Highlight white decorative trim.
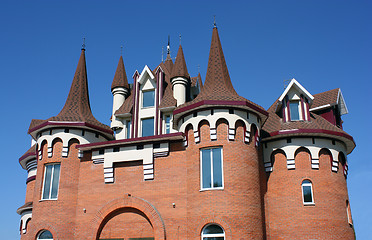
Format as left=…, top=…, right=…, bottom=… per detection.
left=228, top=128, right=235, bottom=141
left=183, top=135, right=188, bottom=147
left=78, top=150, right=83, bottom=158
left=20, top=211, right=32, bottom=234
left=104, top=167, right=114, bottom=183
left=47, top=147, right=53, bottom=157
left=194, top=130, right=200, bottom=143
left=287, top=159, right=295, bottom=169
left=210, top=128, right=217, bottom=140
left=62, top=146, right=69, bottom=157
left=311, top=159, right=319, bottom=169
left=245, top=131, right=250, bottom=143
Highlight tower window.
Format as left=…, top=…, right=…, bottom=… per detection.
left=302, top=180, right=314, bottom=205
left=142, top=90, right=155, bottom=108
left=289, top=101, right=300, bottom=121
left=126, top=120, right=131, bottom=139
left=164, top=115, right=171, bottom=134
left=41, top=163, right=61, bottom=200
left=37, top=230, right=53, bottom=239
left=201, top=148, right=223, bottom=190
left=141, top=118, right=154, bottom=137
left=201, top=224, right=225, bottom=240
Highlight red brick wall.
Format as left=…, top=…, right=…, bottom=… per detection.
left=264, top=148, right=355, bottom=240
left=25, top=179, right=35, bottom=203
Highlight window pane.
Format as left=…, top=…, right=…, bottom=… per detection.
left=142, top=118, right=154, bottom=137
left=203, top=224, right=224, bottom=234
left=126, top=120, right=131, bottom=138
left=303, top=185, right=313, bottom=203
left=202, top=149, right=211, bottom=189
left=203, top=237, right=224, bottom=240
left=38, top=230, right=53, bottom=239
left=165, top=115, right=171, bottom=134
left=42, top=165, right=53, bottom=199
left=51, top=164, right=60, bottom=199
left=212, top=148, right=222, bottom=188
left=143, top=90, right=155, bottom=108
left=290, top=102, right=300, bottom=120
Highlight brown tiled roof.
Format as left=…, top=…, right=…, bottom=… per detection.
left=28, top=50, right=112, bottom=135
left=171, top=45, right=189, bottom=79
left=197, top=73, right=203, bottom=91
left=159, top=62, right=177, bottom=109
left=174, top=27, right=266, bottom=118
left=115, top=90, right=133, bottom=115
left=17, top=202, right=33, bottom=215
left=262, top=98, right=355, bottom=153
left=163, top=56, right=173, bottom=74
left=19, top=145, right=36, bottom=162
left=111, top=56, right=129, bottom=90
left=311, top=88, right=339, bottom=109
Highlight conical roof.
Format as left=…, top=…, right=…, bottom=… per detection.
left=173, top=27, right=267, bottom=122
left=28, top=49, right=113, bottom=138
left=171, top=45, right=189, bottom=79
left=111, top=56, right=129, bottom=90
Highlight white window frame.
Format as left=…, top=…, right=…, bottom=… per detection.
left=201, top=224, right=225, bottom=240
left=41, top=163, right=61, bottom=200
left=302, top=180, right=314, bottom=205
left=142, top=89, right=155, bottom=108
left=200, top=147, right=224, bottom=191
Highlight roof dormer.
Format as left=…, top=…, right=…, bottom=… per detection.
left=276, top=79, right=314, bottom=122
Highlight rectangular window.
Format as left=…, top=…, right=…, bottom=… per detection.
left=165, top=115, right=171, bottom=134
left=302, top=180, right=314, bottom=205
left=201, top=148, right=223, bottom=190
left=289, top=101, right=300, bottom=120
left=141, top=118, right=154, bottom=137
left=126, top=120, right=131, bottom=139
left=142, top=90, right=155, bottom=108
left=42, top=163, right=61, bottom=200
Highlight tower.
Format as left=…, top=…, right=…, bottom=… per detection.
left=18, top=48, right=113, bottom=239
left=261, top=79, right=355, bottom=239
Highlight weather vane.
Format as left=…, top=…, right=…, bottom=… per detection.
left=82, top=37, right=86, bottom=50
left=213, top=15, right=217, bottom=28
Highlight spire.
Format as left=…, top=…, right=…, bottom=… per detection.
left=200, top=26, right=240, bottom=99
left=164, top=35, right=173, bottom=72
left=166, top=35, right=171, bottom=60
left=111, top=55, right=129, bottom=91
left=171, top=44, right=189, bottom=79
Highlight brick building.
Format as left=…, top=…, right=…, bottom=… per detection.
left=17, top=25, right=355, bottom=240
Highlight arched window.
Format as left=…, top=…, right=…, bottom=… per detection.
left=201, top=224, right=225, bottom=240
left=302, top=180, right=314, bottom=205
left=37, top=230, right=53, bottom=240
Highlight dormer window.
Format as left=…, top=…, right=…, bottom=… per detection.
left=142, top=89, right=155, bottom=108
left=289, top=101, right=300, bottom=121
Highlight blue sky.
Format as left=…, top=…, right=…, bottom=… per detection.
left=0, top=0, right=371, bottom=239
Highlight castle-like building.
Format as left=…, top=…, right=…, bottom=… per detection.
left=17, top=25, right=355, bottom=240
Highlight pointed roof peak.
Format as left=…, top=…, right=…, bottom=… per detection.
left=111, top=55, right=129, bottom=91
left=171, top=44, right=189, bottom=79
left=28, top=49, right=113, bottom=138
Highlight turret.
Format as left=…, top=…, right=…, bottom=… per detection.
left=170, top=44, right=189, bottom=106
left=111, top=55, right=130, bottom=130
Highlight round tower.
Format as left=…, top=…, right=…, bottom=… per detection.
left=111, top=55, right=130, bottom=131
left=173, top=26, right=268, bottom=239
left=171, top=44, right=189, bottom=106
left=262, top=80, right=355, bottom=239
left=19, top=48, right=114, bottom=240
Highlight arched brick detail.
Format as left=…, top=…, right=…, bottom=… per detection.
left=34, top=224, right=60, bottom=240
left=196, top=217, right=232, bottom=240
left=90, top=195, right=166, bottom=240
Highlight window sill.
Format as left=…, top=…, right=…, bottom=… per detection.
left=199, top=187, right=224, bottom=192
left=303, top=202, right=315, bottom=206
left=39, top=198, right=58, bottom=202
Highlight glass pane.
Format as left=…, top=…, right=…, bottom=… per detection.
left=303, top=185, right=313, bottom=202
left=142, top=118, right=154, bottom=137
left=51, top=164, right=60, bottom=199
left=38, top=230, right=53, bottom=239
left=165, top=115, right=171, bottom=134
left=212, top=148, right=222, bottom=188
left=290, top=102, right=300, bottom=120
left=203, top=237, right=224, bottom=240
left=202, top=149, right=211, bottom=189
left=42, top=165, right=53, bottom=199
left=143, top=90, right=155, bottom=108
left=126, top=121, right=131, bottom=138
left=203, top=224, right=224, bottom=234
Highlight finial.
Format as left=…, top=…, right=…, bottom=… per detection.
left=197, top=64, right=200, bottom=74
left=120, top=44, right=123, bottom=56
left=82, top=37, right=86, bottom=50
left=167, top=35, right=171, bottom=55
left=179, top=34, right=182, bottom=45
left=162, top=46, right=164, bottom=62
left=213, top=15, right=217, bottom=28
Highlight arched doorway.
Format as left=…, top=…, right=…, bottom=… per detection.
left=98, top=207, right=154, bottom=240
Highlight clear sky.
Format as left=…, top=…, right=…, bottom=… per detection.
left=1, top=0, right=371, bottom=239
